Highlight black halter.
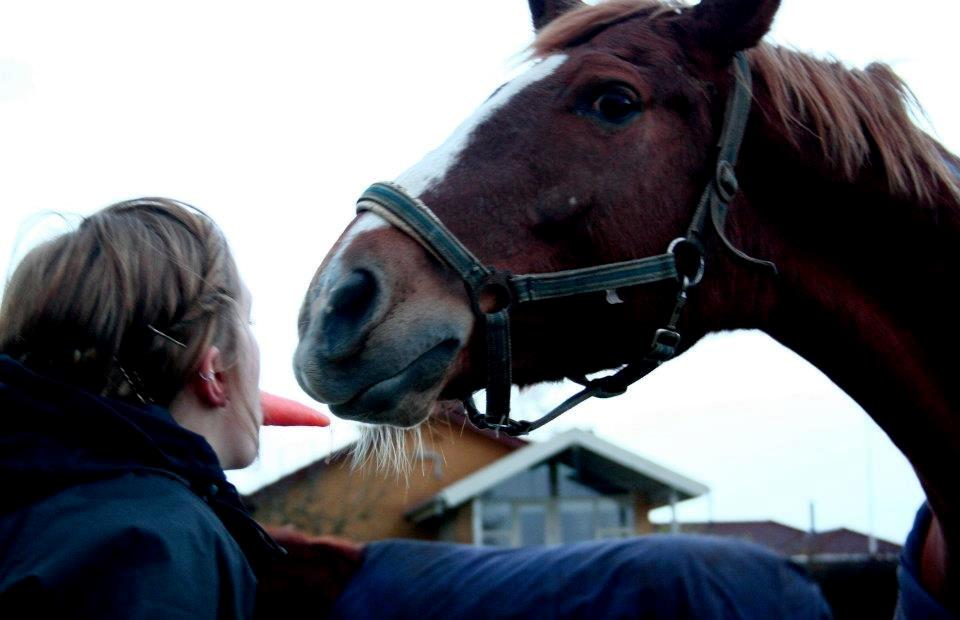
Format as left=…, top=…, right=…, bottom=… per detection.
left=356, top=52, right=773, bottom=436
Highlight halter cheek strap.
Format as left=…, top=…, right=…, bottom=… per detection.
left=356, top=52, right=775, bottom=436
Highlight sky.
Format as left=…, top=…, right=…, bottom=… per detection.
left=2, top=0, right=957, bottom=544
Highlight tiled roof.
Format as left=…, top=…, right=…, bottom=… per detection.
left=805, top=527, right=901, bottom=556
left=675, top=521, right=901, bottom=557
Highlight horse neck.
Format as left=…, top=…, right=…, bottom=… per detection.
left=697, top=82, right=960, bottom=536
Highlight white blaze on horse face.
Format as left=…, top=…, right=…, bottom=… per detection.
left=396, top=54, right=568, bottom=198
left=325, top=56, right=567, bottom=308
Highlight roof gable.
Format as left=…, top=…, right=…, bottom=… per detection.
left=407, top=428, right=708, bottom=522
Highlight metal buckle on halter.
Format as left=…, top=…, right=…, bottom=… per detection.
left=715, top=160, right=739, bottom=203
left=649, top=328, right=681, bottom=362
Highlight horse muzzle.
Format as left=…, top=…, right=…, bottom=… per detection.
left=294, top=221, right=474, bottom=428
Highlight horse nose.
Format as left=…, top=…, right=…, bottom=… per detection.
left=320, top=269, right=380, bottom=361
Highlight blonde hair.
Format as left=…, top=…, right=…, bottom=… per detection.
left=0, top=198, right=244, bottom=406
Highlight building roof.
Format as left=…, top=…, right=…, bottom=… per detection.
left=805, top=527, right=902, bottom=557
left=678, top=520, right=809, bottom=555
left=677, top=521, right=902, bottom=558
left=406, top=428, right=709, bottom=523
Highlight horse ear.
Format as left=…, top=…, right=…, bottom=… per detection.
left=528, top=0, right=584, bottom=31
left=682, top=0, right=781, bottom=59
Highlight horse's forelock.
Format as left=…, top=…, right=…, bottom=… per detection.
left=531, top=0, right=682, bottom=57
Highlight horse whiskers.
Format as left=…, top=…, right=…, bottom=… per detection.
left=351, top=423, right=425, bottom=482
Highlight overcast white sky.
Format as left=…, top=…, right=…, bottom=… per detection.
left=2, top=0, right=957, bottom=544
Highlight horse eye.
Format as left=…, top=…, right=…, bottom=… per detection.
left=590, top=86, right=641, bottom=124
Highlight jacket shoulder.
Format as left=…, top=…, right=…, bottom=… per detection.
left=1, top=472, right=255, bottom=619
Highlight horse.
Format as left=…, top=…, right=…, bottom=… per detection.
left=294, top=0, right=960, bottom=608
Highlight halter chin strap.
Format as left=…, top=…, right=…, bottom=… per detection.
left=356, top=52, right=774, bottom=436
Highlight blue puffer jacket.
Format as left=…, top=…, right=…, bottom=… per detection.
left=0, top=355, right=283, bottom=619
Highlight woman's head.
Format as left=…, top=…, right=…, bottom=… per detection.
left=0, top=197, right=261, bottom=467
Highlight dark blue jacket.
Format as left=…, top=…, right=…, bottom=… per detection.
left=330, top=535, right=832, bottom=619
left=0, top=355, right=283, bottom=619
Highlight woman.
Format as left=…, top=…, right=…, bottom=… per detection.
left=0, top=198, right=282, bottom=618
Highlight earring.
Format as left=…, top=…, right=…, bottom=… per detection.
left=199, top=370, right=215, bottom=382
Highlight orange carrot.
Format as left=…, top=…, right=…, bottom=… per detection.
left=261, top=392, right=330, bottom=427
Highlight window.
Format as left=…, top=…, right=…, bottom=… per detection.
left=556, top=463, right=604, bottom=498
left=478, top=458, right=635, bottom=546
left=486, top=462, right=551, bottom=500
left=559, top=500, right=594, bottom=543
left=480, top=501, right=512, bottom=546
left=595, top=498, right=634, bottom=539
left=518, top=505, right=546, bottom=545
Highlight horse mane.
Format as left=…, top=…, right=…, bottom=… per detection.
left=748, top=45, right=959, bottom=206
left=532, top=0, right=960, bottom=207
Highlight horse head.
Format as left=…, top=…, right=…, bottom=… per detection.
left=295, top=0, right=782, bottom=428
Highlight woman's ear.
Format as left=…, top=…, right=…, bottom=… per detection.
left=191, top=346, right=229, bottom=408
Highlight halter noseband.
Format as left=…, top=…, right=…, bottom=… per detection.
left=356, top=52, right=772, bottom=436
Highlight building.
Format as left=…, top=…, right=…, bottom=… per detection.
left=409, top=425, right=709, bottom=546
left=245, top=409, right=707, bottom=545
left=247, top=408, right=900, bottom=558
left=245, top=409, right=903, bottom=619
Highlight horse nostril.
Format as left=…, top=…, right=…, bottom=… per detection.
left=329, top=269, right=377, bottom=319
left=321, top=269, right=380, bottom=361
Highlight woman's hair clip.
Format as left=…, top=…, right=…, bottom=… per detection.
left=148, top=325, right=187, bottom=349
left=116, top=361, right=153, bottom=405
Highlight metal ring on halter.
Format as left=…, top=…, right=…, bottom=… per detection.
left=463, top=395, right=531, bottom=435
left=667, top=237, right=705, bottom=288
left=472, top=269, right=515, bottom=315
